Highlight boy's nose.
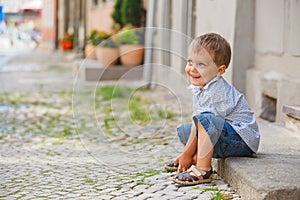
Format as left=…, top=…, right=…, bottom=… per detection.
left=190, top=65, right=197, bottom=72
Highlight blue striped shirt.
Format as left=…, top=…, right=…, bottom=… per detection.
left=189, top=76, right=260, bottom=153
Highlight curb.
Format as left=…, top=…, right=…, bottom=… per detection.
left=215, top=122, right=300, bottom=200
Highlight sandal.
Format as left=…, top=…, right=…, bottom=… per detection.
left=164, top=160, right=179, bottom=172
left=172, top=165, right=213, bottom=186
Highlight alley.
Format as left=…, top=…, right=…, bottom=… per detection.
left=0, top=50, right=240, bottom=199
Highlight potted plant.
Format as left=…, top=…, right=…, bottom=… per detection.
left=121, top=0, right=143, bottom=27
left=111, top=0, right=124, bottom=28
left=95, top=32, right=120, bottom=67
left=60, top=32, right=74, bottom=51
left=111, top=0, right=145, bottom=29
left=85, top=30, right=98, bottom=59
left=118, top=28, right=144, bottom=67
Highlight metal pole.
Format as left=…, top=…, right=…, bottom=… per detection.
left=55, top=0, right=59, bottom=49
left=143, top=0, right=156, bottom=89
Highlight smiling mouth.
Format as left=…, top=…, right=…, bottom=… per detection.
left=190, top=75, right=201, bottom=79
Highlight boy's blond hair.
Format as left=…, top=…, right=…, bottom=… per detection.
left=190, top=33, right=231, bottom=68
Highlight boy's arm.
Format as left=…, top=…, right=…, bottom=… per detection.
left=174, top=124, right=197, bottom=172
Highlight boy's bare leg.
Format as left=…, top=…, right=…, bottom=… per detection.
left=196, top=121, right=213, bottom=171
left=175, top=124, right=197, bottom=173
left=193, top=153, right=198, bottom=164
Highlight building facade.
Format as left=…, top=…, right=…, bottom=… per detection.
left=56, top=0, right=115, bottom=50
left=151, top=0, right=300, bottom=122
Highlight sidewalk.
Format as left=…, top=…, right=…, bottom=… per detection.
left=0, top=50, right=240, bottom=200
left=0, top=50, right=299, bottom=199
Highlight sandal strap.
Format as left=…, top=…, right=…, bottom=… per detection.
left=188, top=165, right=208, bottom=177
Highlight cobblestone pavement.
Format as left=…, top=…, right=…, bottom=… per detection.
left=0, top=51, right=241, bottom=199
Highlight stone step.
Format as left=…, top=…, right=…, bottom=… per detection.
left=214, top=122, right=300, bottom=200
left=77, top=59, right=143, bottom=81
left=283, top=105, right=300, bottom=132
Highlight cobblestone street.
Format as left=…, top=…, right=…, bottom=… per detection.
left=0, top=51, right=241, bottom=199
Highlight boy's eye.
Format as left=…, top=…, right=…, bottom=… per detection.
left=198, top=63, right=205, bottom=67
left=187, top=60, right=193, bottom=65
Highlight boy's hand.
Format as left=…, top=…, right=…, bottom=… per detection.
left=174, top=153, right=193, bottom=173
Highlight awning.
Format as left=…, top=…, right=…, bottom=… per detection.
left=21, top=0, right=43, bottom=10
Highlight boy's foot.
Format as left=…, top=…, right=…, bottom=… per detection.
left=172, top=165, right=213, bottom=186
left=164, top=160, right=178, bottom=172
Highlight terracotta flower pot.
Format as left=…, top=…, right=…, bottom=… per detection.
left=85, top=44, right=97, bottom=59
left=119, top=45, right=144, bottom=67
left=96, top=46, right=119, bottom=66
left=60, top=41, right=73, bottom=51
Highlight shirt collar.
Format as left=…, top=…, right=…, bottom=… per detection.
left=203, top=76, right=220, bottom=90
left=188, top=76, right=221, bottom=95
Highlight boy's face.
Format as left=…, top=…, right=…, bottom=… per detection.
left=185, top=49, right=225, bottom=88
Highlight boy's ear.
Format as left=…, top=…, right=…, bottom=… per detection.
left=218, top=65, right=226, bottom=76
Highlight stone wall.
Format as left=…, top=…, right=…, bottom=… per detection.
left=247, top=0, right=300, bottom=122
left=153, top=0, right=300, bottom=122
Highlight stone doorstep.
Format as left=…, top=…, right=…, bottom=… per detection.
left=214, top=122, right=300, bottom=200
left=78, top=59, right=143, bottom=81
left=282, top=105, right=300, bottom=120
left=282, top=105, right=300, bottom=132
left=261, top=71, right=288, bottom=99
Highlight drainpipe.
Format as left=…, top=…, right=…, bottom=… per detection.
left=143, top=0, right=156, bottom=89
left=55, top=0, right=59, bottom=49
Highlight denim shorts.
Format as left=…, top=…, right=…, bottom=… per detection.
left=177, top=112, right=253, bottom=158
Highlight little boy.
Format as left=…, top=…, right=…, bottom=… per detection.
left=166, top=33, right=260, bottom=186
